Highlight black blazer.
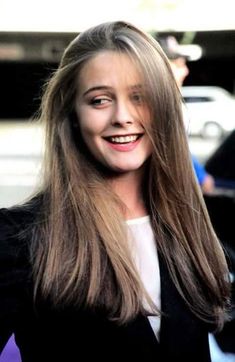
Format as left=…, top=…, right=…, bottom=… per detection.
left=0, top=203, right=212, bottom=362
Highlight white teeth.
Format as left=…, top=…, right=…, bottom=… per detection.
left=110, top=135, right=138, bottom=143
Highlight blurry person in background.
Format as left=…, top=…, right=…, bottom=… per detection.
left=192, top=155, right=215, bottom=194
left=160, top=35, right=190, bottom=88
left=158, top=35, right=215, bottom=194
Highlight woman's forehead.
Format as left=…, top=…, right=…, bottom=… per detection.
left=77, top=51, right=144, bottom=92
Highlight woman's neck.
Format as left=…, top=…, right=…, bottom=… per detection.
left=107, top=170, right=148, bottom=220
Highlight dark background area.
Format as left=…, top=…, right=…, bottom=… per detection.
left=184, top=43, right=235, bottom=95
left=0, top=29, right=235, bottom=119
left=0, top=61, right=56, bottom=119
left=158, top=30, right=235, bottom=92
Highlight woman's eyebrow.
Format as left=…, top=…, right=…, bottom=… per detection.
left=129, top=84, right=143, bottom=91
left=82, top=84, right=143, bottom=97
left=83, top=85, right=112, bottom=96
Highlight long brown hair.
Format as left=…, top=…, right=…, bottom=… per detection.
left=31, top=21, right=230, bottom=328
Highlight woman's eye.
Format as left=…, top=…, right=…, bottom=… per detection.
left=131, top=93, right=144, bottom=104
left=90, top=98, right=110, bottom=106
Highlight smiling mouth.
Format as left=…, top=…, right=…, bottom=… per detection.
left=105, top=134, right=142, bottom=144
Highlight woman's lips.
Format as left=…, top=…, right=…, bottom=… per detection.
left=104, top=134, right=143, bottom=151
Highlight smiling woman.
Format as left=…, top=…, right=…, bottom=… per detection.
left=75, top=51, right=152, bottom=174
left=0, top=21, right=231, bottom=362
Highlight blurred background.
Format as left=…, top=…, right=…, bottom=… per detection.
left=0, top=0, right=235, bottom=361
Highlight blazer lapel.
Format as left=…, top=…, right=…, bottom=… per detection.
left=123, top=313, right=160, bottom=351
left=159, top=255, right=211, bottom=361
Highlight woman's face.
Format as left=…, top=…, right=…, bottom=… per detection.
left=75, top=51, right=152, bottom=174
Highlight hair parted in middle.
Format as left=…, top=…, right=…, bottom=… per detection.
left=31, top=21, right=229, bottom=328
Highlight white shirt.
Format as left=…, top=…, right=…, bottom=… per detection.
left=126, top=216, right=161, bottom=339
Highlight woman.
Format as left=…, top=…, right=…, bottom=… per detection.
left=0, top=21, right=230, bottom=361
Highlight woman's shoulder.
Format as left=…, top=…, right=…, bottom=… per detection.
left=0, top=195, right=42, bottom=259
left=0, top=196, right=41, bottom=233
left=0, top=198, right=42, bottom=326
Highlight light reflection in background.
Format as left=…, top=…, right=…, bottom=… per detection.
left=0, top=0, right=235, bottom=33
left=0, top=121, right=43, bottom=207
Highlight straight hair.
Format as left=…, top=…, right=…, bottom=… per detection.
left=30, top=21, right=230, bottom=330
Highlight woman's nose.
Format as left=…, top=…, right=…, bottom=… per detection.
left=111, top=100, right=135, bottom=126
